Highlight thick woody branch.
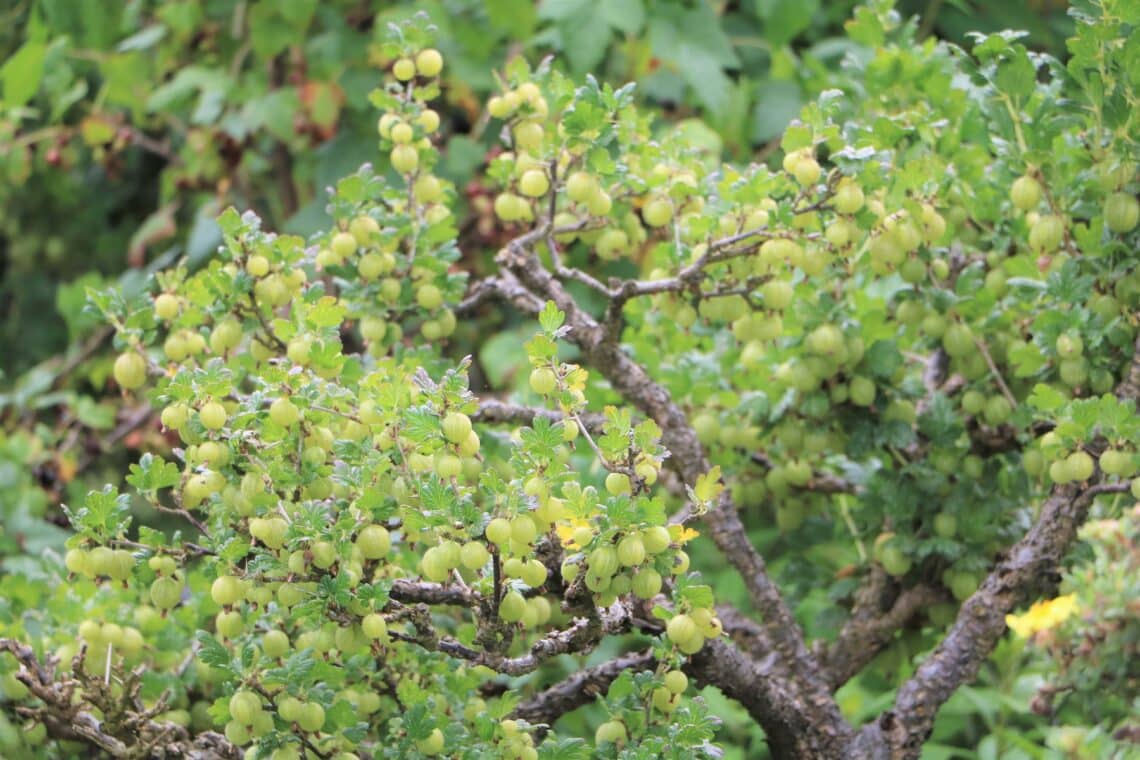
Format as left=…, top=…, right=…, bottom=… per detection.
left=510, top=649, right=656, bottom=725
left=867, top=480, right=1129, bottom=757
left=866, top=337, right=1140, bottom=757
left=819, top=570, right=945, bottom=689
left=686, top=638, right=851, bottom=758
left=491, top=240, right=853, bottom=754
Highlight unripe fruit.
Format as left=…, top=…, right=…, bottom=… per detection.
left=793, top=155, right=821, bottom=186
left=513, top=121, right=543, bottom=152
left=1105, top=192, right=1140, bottom=233
left=1066, top=450, right=1094, bottom=482
left=246, top=255, right=270, bottom=277
left=161, top=403, right=189, bottom=430
left=933, top=512, right=958, bottom=539
left=459, top=541, right=490, bottom=570
left=982, top=395, right=1012, bottom=427
left=417, top=727, right=445, bottom=755
left=391, top=144, right=418, bottom=174
left=664, top=669, right=688, bottom=694
left=942, top=323, right=974, bottom=358
left=642, top=526, right=671, bottom=555
left=416, top=284, right=443, bottom=311
left=330, top=231, right=357, bottom=260
left=421, top=547, right=451, bottom=583
left=296, top=701, right=325, bottom=732
left=879, top=545, right=912, bottom=577
left=565, top=172, right=595, bottom=203
left=605, top=472, right=632, bottom=496
left=833, top=178, right=865, bottom=214
left=1010, top=175, right=1042, bottom=211
left=390, top=122, right=414, bottom=145
left=362, top=613, right=388, bottom=640
left=642, top=197, right=673, bottom=228
left=441, top=412, right=472, bottom=444
left=1056, top=333, right=1083, bottom=359
left=262, top=629, right=289, bottom=658
left=199, top=401, right=226, bottom=430
left=486, top=518, right=511, bottom=546
left=413, top=174, right=443, bottom=204
left=487, top=95, right=512, bottom=119
left=150, top=577, right=182, bottom=610
left=211, top=575, right=245, bottom=607
left=666, top=614, right=698, bottom=645
left=229, top=690, right=261, bottom=725
left=113, top=352, right=147, bottom=390
left=616, top=534, right=646, bottom=566
left=849, top=375, right=876, bottom=407
left=435, top=453, right=462, bottom=479
left=518, top=169, right=550, bottom=198
left=154, top=293, right=180, bottom=321
left=1099, top=448, right=1133, bottom=476
left=418, top=109, right=441, bottom=133
left=356, top=525, right=391, bottom=559
left=521, top=560, right=547, bottom=588
left=631, top=568, right=662, bottom=599
left=510, top=514, right=538, bottom=545
left=499, top=590, right=527, bottom=622
left=269, top=397, right=299, bottom=427
left=392, top=58, right=416, bottom=81
left=529, top=367, right=557, bottom=395
left=588, top=546, right=619, bottom=579
left=415, top=49, right=444, bottom=77
left=1028, top=214, right=1064, bottom=253
left=595, top=720, right=627, bottom=745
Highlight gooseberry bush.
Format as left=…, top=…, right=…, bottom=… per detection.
left=3, top=3, right=1140, bottom=758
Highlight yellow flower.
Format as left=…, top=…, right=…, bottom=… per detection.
left=555, top=518, right=591, bottom=549
left=1005, top=593, right=1079, bottom=639
left=669, top=524, right=700, bottom=544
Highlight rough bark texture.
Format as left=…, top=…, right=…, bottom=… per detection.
left=511, top=650, right=657, bottom=725
left=820, top=571, right=944, bottom=689
left=867, top=481, right=1128, bottom=758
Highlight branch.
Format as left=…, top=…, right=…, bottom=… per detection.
left=457, top=272, right=546, bottom=317
left=867, top=480, right=1130, bottom=756
left=510, top=649, right=656, bottom=725
left=433, top=602, right=631, bottom=676
left=686, top=638, right=853, bottom=758
left=473, top=399, right=606, bottom=434
left=819, top=569, right=945, bottom=689
left=0, top=638, right=239, bottom=760
left=491, top=237, right=852, bottom=752
left=389, top=579, right=477, bottom=607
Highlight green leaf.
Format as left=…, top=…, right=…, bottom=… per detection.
left=307, top=297, right=348, bottom=328
left=601, top=0, right=645, bottom=34
left=679, top=584, right=714, bottom=610
left=863, top=340, right=903, bottom=380
left=693, top=467, right=724, bottom=503
left=539, top=301, right=566, bottom=334
left=1, top=40, right=47, bottom=106
left=994, top=48, right=1036, bottom=100
left=126, top=454, right=182, bottom=493
left=1027, top=383, right=1067, bottom=412
left=755, top=0, right=821, bottom=47
left=195, top=631, right=234, bottom=671
left=486, top=0, right=538, bottom=38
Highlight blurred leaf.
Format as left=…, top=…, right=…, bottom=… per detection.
left=1, top=40, right=47, bottom=106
